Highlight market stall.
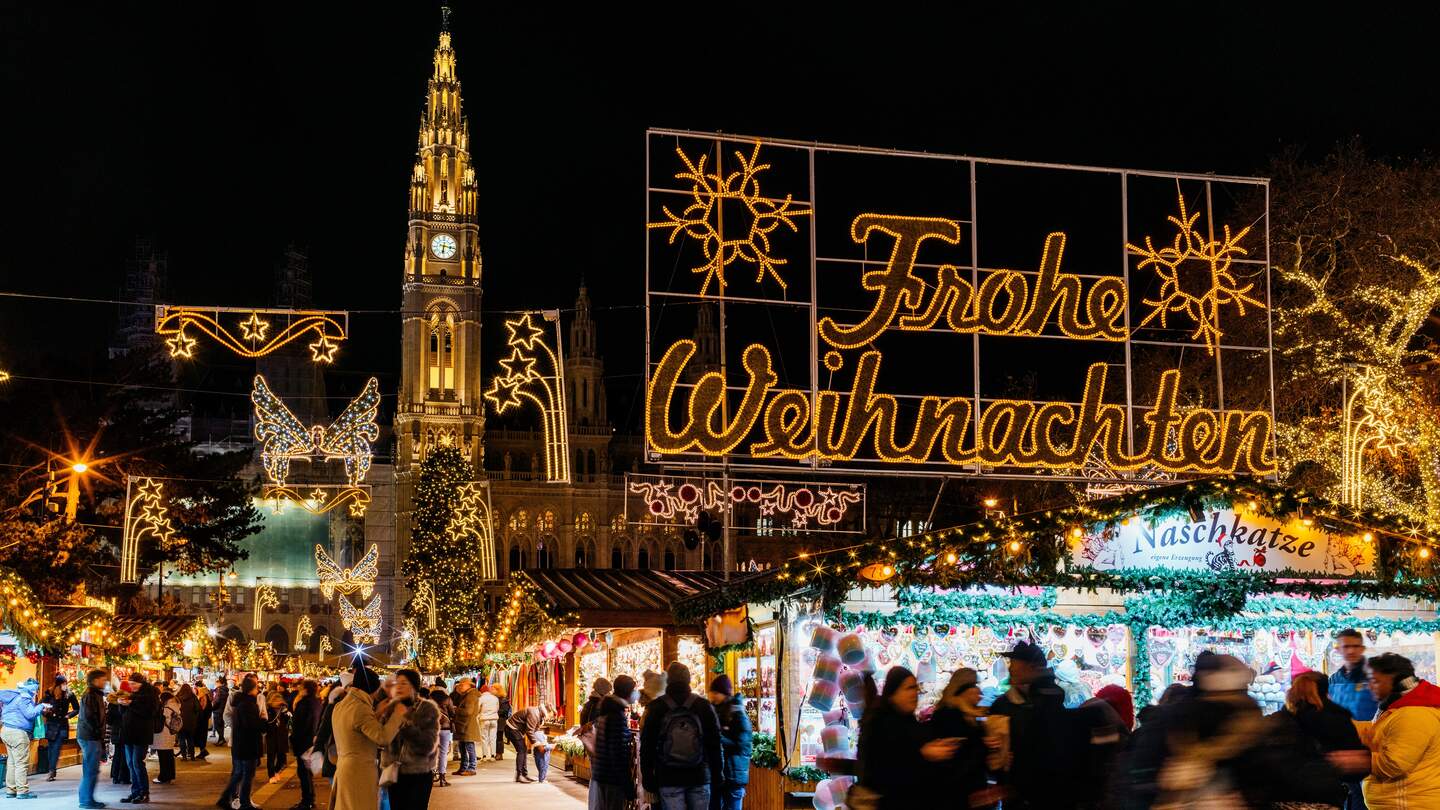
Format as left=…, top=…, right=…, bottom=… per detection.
left=673, top=477, right=1440, bottom=809
left=484, top=568, right=728, bottom=726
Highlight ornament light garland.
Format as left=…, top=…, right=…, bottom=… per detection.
left=155, top=305, right=348, bottom=362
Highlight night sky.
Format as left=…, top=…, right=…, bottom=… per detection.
left=3, top=3, right=1440, bottom=432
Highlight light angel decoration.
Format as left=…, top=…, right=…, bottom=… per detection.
left=315, top=544, right=378, bottom=599
left=252, top=375, right=380, bottom=516
left=339, top=593, right=382, bottom=645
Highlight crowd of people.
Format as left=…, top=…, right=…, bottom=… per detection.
left=849, top=629, right=1440, bottom=810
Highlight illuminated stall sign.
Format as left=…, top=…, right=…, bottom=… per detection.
left=645, top=131, right=1276, bottom=481
left=1072, top=508, right=1376, bottom=575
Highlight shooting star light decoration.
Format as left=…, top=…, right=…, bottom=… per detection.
left=447, top=482, right=497, bottom=580
left=295, top=616, right=313, bottom=652
left=483, top=312, right=570, bottom=483
left=120, top=478, right=180, bottom=584
left=412, top=579, right=438, bottom=631
left=253, top=583, right=279, bottom=631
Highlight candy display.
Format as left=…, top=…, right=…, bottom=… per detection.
left=839, top=668, right=867, bottom=704
left=809, top=624, right=839, bottom=652
left=813, top=776, right=855, bottom=810
left=807, top=678, right=839, bottom=712
left=812, top=651, right=842, bottom=683
left=836, top=631, right=866, bottom=665
left=820, top=723, right=850, bottom=756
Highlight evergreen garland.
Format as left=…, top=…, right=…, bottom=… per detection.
left=401, top=446, right=484, bottom=635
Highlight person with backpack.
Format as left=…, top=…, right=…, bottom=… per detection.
left=152, top=690, right=182, bottom=785
left=504, top=703, right=552, bottom=782
left=0, top=678, right=46, bottom=800
left=120, top=672, right=160, bottom=804
left=639, top=662, right=724, bottom=810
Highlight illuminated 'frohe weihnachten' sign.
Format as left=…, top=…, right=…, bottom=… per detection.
left=644, top=133, right=1275, bottom=478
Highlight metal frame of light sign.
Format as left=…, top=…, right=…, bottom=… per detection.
left=625, top=472, right=866, bottom=534
left=644, top=129, right=1276, bottom=484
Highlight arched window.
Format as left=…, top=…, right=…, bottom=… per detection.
left=610, top=514, right=627, bottom=532
left=509, top=510, right=529, bottom=533
left=576, top=544, right=587, bottom=567
left=663, top=547, right=676, bottom=571
left=509, top=543, right=524, bottom=572
left=537, top=536, right=554, bottom=569
left=426, top=307, right=456, bottom=395
left=610, top=537, right=628, bottom=569
left=587, top=450, right=597, bottom=482
left=264, top=624, right=289, bottom=653
left=577, top=513, right=594, bottom=532
left=637, top=545, right=651, bottom=570
left=539, top=510, right=556, bottom=532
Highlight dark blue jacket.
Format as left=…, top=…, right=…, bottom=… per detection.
left=589, top=695, right=635, bottom=795
left=713, top=694, right=752, bottom=787
left=1328, top=661, right=1378, bottom=721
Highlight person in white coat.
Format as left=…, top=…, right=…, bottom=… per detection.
left=152, top=691, right=183, bottom=785
left=478, top=686, right=500, bottom=760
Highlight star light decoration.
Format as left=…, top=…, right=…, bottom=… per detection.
left=252, top=375, right=379, bottom=514
left=155, top=305, right=348, bottom=362
left=318, top=635, right=333, bottom=660
left=1128, top=193, right=1263, bottom=355
left=483, top=312, right=570, bottom=482
left=1342, top=367, right=1407, bottom=508
left=447, top=482, right=497, bottom=580
left=315, top=544, right=378, bottom=600
left=339, top=593, right=382, bottom=645
left=252, top=582, right=279, bottom=631
left=295, top=616, right=313, bottom=652
left=649, top=141, right=811, bottom=296
left=120, top=477, right=180, bottom=584
left=411, top=580, right=438, bottom=631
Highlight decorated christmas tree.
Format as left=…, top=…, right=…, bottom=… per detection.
left=402, top=445, right=483, bottom=633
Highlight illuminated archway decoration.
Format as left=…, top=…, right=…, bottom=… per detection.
left=411, top=580, right=438, bottom=631
left=484, top=312, right=570, bottom=483
left=449, top=482, right=497, bottom=579
left=339, top=593, right=382, bottom=645
left=253, top=375, right=379, bottom=513
left=253, top=583, right=279, bottom=631
left=295, top=616, right=313, bottom=652
left=1128, top=194, right=1263, bottom=356
left=648, top=141, right=811, bottom=296
left=315, top=544, right=378, bottom=600
left=120, top=477, right=179, bottom=584
left=155, top=305, right=348, bottom=362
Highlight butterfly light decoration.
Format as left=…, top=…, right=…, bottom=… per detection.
left=339, top=592, right=382, bottom=645
left=315, top=544, right=378, bottom=600
left=252, top=375, right=380, bottom=487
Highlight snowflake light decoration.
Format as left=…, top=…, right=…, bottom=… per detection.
left=649, top=141, right=811, bottom=297
left=1128, top=193, right=1262, bottom=355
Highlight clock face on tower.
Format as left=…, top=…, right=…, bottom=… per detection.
left=430, top=233, right=458, bottom=260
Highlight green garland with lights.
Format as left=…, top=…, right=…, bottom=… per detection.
left=402, top=446, right=485, bottom=633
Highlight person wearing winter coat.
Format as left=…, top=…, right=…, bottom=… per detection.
left=192, top=680, right=210, bottom=759
left=264, top=691, right=293, bottom=780
left=381, top=669, right=440, bottom=809
left=927, top=668, right=997, bottom=809
left=1267, top=671, right=1371, bottom=810
left=588, top=674, right=637, bottom=810
left=290, top=680, right=322, bottom=810
left=1363, top=652, right=1440, bottom=810
left=119, top=672, right=160, bottom=804
left=40, top=675, right=79, bottom=782
left=330, top=667, right=407, bottom=810
left=450, top=678, right=481, bottom=775
left=477, top=683, right=500, bottom=761
left=218, top=679, right=264, bottom=810
left=311, top=674, right=351, bottom=784
left=176, top=683, right=201, bottom=760
left=506, top=703, right=553, bottom=783
left=639, top=662, right=725, bottom=808
left=1330, top=628, right=1381, bottom=723
left=855, top=667, right=959, bottom=810
left=986, top=641, right=1085, bottom=810
left=0, top=678, right=45, bottom=799
left=707, top=675, right=753, bottom=810
left=212, top=680, right=230, bottom=745
left=153, top=691, right=182, bottom=785
left=493, top=685, right=512, bottom=761
left=429, top=688, right=454, bottom=787
left=76, top=669, right=109, bottom=809
left=106, top=691, right=130, bottom=785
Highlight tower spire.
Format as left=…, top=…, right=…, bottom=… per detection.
left=440, top=5, right=451, bottom=31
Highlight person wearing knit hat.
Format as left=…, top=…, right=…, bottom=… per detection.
left=612, top=675, right=636, bottom=704
left=639, top=661, right=723, bottom=804
left=589, top=676, right=638, bottom=809
left=707, top=673, right=751, bottom=810
left=327, top=664, right=407, bottom=810
left=580, top=677, right=613, bottom=726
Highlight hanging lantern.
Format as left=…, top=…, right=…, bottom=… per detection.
left=572, top=632, right=590, bottom=649
left=556, top=638, right=573, bottom=655
left=543, top=640, right=558, bottom=659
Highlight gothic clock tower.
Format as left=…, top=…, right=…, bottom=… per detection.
left=396, top=8, right=484, bottom=555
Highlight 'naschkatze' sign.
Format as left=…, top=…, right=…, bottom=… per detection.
left=644, top=131, right=1275, bottom=480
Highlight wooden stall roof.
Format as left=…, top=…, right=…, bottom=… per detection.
left=517, top=569, right=730, bottom=628
left=111, top=614, right=196, bottom=641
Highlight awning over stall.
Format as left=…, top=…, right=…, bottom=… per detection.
left=518, top=569, right=729, bottom=627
